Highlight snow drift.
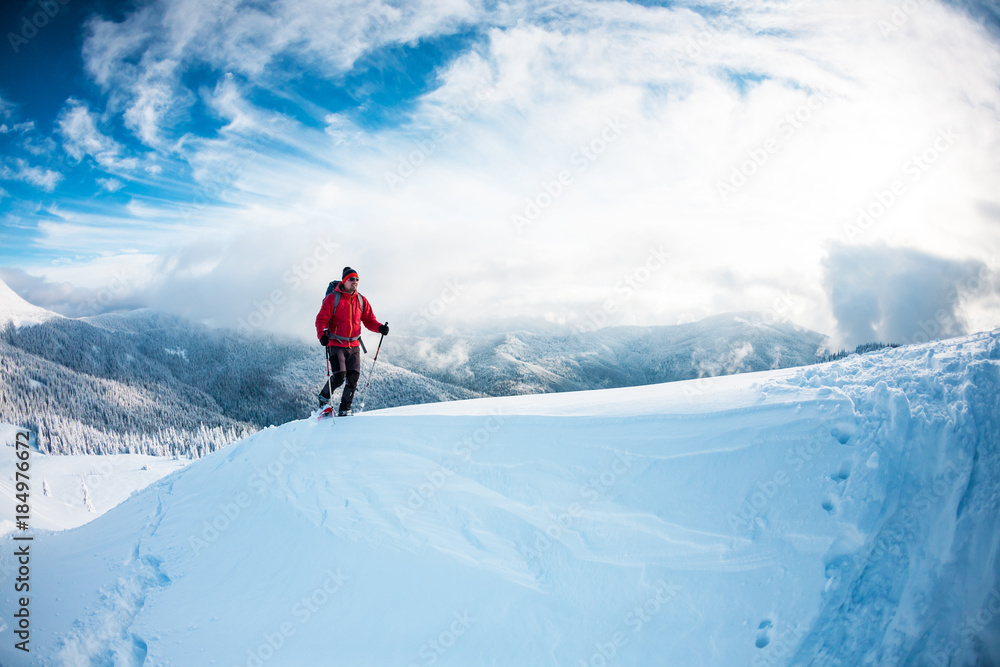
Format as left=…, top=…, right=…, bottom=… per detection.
left=2, top=330, right=999, bottom=666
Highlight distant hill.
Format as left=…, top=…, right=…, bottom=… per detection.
left=384, top=312, right=828, bottom=396
left=2, top=279, right=836, bottom=457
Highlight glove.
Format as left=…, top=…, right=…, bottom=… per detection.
left=320, top=329, right=329, bottom=346
left=378, top=323, right=389, bottom=336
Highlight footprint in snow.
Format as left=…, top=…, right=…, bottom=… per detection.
left=755, top=618, right=773, bottom=648
left=830, top=423, right=856, bottom=445
left=830, top=462, right=851, bottom=482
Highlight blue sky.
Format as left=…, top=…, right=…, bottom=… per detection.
left=1, top=0, right=999, bottom=348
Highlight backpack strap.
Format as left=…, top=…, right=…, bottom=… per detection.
left=324, top=288, right=367, bottom=344
left=325, top=281, right=367, bottom=313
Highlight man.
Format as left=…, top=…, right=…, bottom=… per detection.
left=315, top=266, right=389, bottom=415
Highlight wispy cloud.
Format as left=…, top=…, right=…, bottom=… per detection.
left=57, top=100, right=140, bottom=172
left=78, top=0, right=484, bottom=147
left=0, top=158, right=62, bottom=192
left=98, top=177, right=124, bottom=192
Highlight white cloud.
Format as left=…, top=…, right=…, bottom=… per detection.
left=123, top=67, right=185, bottom=148
left=98, top=177, right=124, bottom=192
left=57, top=100, right=140, bottom=172
left=324, top=114, right=363, bottom=145
left=0, top=158, right=63, bottom=192
left=202, top=74, right=273, bottom=135
left=823, top=243, right=993, bottom=347
left=0, top=94, right=15, bottom=123
left=19, top=0, right=1000, bottom=344
left=79, top=0, right=484, bottom=150
left=0, top=99, right=57, bottom=160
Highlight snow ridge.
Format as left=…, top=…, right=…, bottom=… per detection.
left=2, top=330, right=998, bottom=665
left=783, top=335, right=1000, bottom=665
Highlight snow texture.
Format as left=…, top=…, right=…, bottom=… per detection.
left=0, top=330, right=998, bottom=666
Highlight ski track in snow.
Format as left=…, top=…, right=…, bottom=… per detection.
left=1, top=331, right=998, bottom=665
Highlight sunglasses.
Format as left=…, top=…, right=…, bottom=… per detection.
left=346, top=277, right=359, bottom=282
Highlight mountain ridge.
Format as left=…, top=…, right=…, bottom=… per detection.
left=2, top=278, right=847, bottom=457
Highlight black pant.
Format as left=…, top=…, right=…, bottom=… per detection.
left=320, top=346, right=361, bottom=410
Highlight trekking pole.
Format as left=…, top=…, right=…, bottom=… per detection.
left=357, top=325, right=386, bottom=414
left=321, top=340, right=336, bottom=422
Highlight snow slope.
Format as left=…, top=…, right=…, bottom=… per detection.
left=2, top=330, right=998, bottom=666
left=0, top=423, right=190, bottom=537
left=0, top=278, right=60, bottom=328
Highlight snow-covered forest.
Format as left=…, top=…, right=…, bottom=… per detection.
left=0, top=309, right=476, bottom=456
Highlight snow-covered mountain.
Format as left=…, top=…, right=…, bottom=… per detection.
left=3, top=329, right=997, bottom=665
left=388, top=312, right=828, bottom=396
left=1, top=278, right=834, bottom=457
left=0, top=278, right=61, bottom=328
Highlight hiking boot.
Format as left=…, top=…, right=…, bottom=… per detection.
left=338, top=384, right=357, bottom=415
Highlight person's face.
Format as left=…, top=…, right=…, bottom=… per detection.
left=344, top=276, right=359, bottom=293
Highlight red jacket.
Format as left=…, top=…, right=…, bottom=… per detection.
left=315, top=286, right=382, bottom=348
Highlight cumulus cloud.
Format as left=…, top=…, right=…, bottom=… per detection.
left=823, top=243, right=994, bottom=348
